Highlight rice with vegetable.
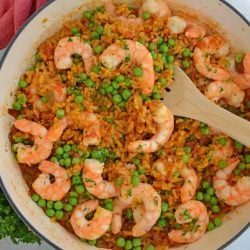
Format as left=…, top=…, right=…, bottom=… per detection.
left=8, top=0, right=250, bottom=249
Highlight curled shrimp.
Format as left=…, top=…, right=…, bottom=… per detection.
left=168, top=200, right=209, bottom=243
left=141, top=0, right=171, bottom=18
left=112, top=183, right=161, bottom=237
left=68, top=111, right=101, bottom=146
left=32, top=160, right=70, bottom=201
left=14, top=118, right=67, bottom=165
left=127, top=101, right=174, bottom=153
left=70, top=200, right=112, bottom=240
left=180, top=166, right=198, bottom=204
left=204, top=80, right=245, bottom=108
left=193, top=35, right=231, bottom=80
left=231, top=53, right=250, bottom=90
left=100, top=39, right=154, bottom=95
left=54, top=37, right=94, bottom=74
left=82, top=159, right=120, bottom=199
left=167, top=16, right=206, bottom=38
left=213, top=157, right=250, bottom=206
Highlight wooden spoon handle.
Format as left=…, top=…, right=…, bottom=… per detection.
left=181, top=94, right=250, bottom=147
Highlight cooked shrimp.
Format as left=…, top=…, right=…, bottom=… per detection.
left=14, top=118, right=68, bottom=165
left=167, top=16, right=206, bottom=38
left=213, top=157, right=250, bottom=206
left=100, top=39, right=154, bottom=95
left=141, top=0, right=171, bottom=18
left=70, top=200, right=112, bottom=240
left=127, top=101, right=174, bottom=153
left=231, top=53, right=250, bottom=89
left=68, top=112, right=101, bottom=146
left=54, top=37, right=94, bottom=74
left=204, top=80, right=245, bottom=108
left=32, top=160, right=70, bottom=201
left=193, top=35, right=231, bottom=80
left=111, top=183, right=161, bottom=237
left=83, top=159, right=120, bottom=199
left=168, top=200, right=209, bottom=243
left=180, top=167, right=198, bottom=203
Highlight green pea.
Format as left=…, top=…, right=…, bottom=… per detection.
left=148, top=42, right=156, bottom=51
left=238, top=162, right=246, bottom=170
left=83, top=10, right=93, bottom=20
left=55, top=210, right=64, bottom=220
left=38, top=199, right=46, bottom=207
left=182, top=60, right=190, bottom=68
left=88, top=239, right=97, bottom=246
left=157, top=37, right=164, bottom=45
left=116, top=74, right=125, bottom=82
left=72, top=175, right=82, bottom=185
left=203, top=194, right=211, bottom=202
left=31, top=194, right=40, bottom=202
left=71, top=27, right=79, bottom=35
left=64, top=203, right=73, bottom=212
left=214, top=218, right=222, bottom=227
left=183, top=48, right=191, bottom=57
left=182, top=154, right=189, bottom=162
left=200, top=126, right=210, bottom=135
left=56, top=147, right=64, bottom=155
left=104, top=201, right=113, bottom=211
left=59, top=159, right=65, bottom=166
left=157, top=218, right=168, bottom=228
left=17, top=94, right=27, bottom=105
left=153, top=93, right=162, bottom=100
left=125, top=78, right=132, bottom=87
left=46, top=209, right=55, bottom=218
left=184, top=146, right=191, bottom=154
left=12, top=102, right=22, bottom=111
left=210, top=196, right=218, bottom=205
left=75, top=185, right=85, bottom=194
left=206, top=187, right=215, bottom=196
left=218, top=137, right=227, bottom=145
left=111, top=81, right=120, bottom=90
left=91, top=31, right=99, bottom=40
left=112, top=89, right=118, bottom=96
left=161, top=202, right=169, bottom=212
left=73, top=57, right=81, bottom=65
left=202, top=181, right=210, bottom=189
left=143, top=11, right=151, bottom=20
left=160, top=44, right=169, bottom=53
left=115, top=176, right=122, bottom=187
left=166, top=55, right=174, bottom=63
left=159, top=77, right=167, bottom=86
left=133, top=67, right=143, bottom=77
left=138, top=168, right=146, bottom=174
left=84, top=79, right=95, bottom=88
left=18, top=79, right=27, bottom=88
left=218, top=160, right=227, bottom=169
left=207, top=222, right=215, bottom=231
left=126, top=208, right=133, bottom=220
left=54, top=201, right=63, bottom=211
left=96, top=25, right=104, bottom=35
left=41, top=96, right=48, bottom=103
left=70, top=191, right=78, bottom=198
left=116, top=237, right=126, bottom=247
left=154, top=66, right=162, bottom=73
left=78, top=73, right=88, bottom=81
left=244, top=154, right=250, bottom=163
left=235, top=53, right=244, bottom=63
left=151, top=51, right=157, bottom=60
left=35, top=52, right=42, bottom=61
left=168, top=38, right=176, bottom=47
left=72, top=157, right=81, bottom=165
left=56, top=109, right=65, bottom=119
left=132, top=158, right=140, bottom=166
left=122, top=89, right=132, bottom=101
left=146, top=244, right=155, bottom=250
left=69, top=197, right=78, bottom=206
left=131, top=175, right=140, bottom=186
left=94, top=45, right=103, bottom=54
left=113, top=94, right=123, bottom=104
left=47, top=201, right=54, bottom=209
left=196, top=192, right=204, bottom=201
left=92, top=65, right=100, bottom=74
left=134, top=247, right=141, bottom=250
left=124, top=240, right=133, bottom=250
left=234, top=168, right=240, bottom=175
left=211, top=205, right=220, bottom=213
left=132, top=238, right=141, bottom=247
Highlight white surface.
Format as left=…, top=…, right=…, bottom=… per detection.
left=0, top=0, right=249, bottom=249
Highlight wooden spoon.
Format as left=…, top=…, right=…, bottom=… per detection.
left=163, top=67, right=250, bottom=147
